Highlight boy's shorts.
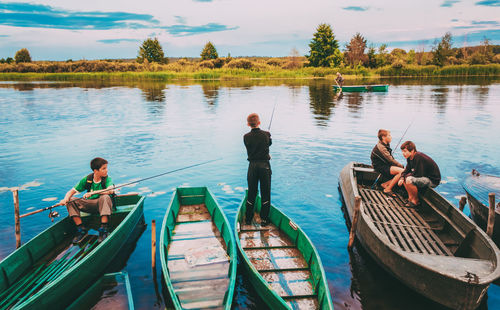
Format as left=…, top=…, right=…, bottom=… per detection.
left=376, top=165, right=392, bottom=179
left=406, top=176, right=438, bottom=188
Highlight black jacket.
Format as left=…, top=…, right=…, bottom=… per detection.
left=371, top=141, right=403, bottom=170
left=244, top=128, right=272, bottom=161
left=402, top=152, right=441, bottom=185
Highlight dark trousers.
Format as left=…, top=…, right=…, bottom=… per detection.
left=246, top=161, right=271, bottom=221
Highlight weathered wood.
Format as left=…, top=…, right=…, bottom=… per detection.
left=459, top=196, right=467, bottom=212
left=12, top=189, right=21, bottom=249
left=348, top=196, right=361, bottom=249
left=152, top=219, right=156, bottom=270
left=487, top=193, right=496, bottom=237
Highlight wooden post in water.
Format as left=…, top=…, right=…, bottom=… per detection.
left=12, top=189, right=21, bottom=248
left=486, top=193, right=496, bottom=237
left=459, top=196, right=467, bottom=212
left=151, top=219, right=156, bottom=270
left=348, top=196, right=361, bottom=250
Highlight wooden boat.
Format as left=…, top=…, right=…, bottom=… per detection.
left=339, top=162, right=500, bottom=310
left=333, top=84, right=389, bottom=92
left=67, top=271, right=134, bottom=310
left=463, top=169, right=500, bottom=247
left=160, top=187, right=236, bottom=309
left=235, top=192, right=334, bottom=310
left=0, top=194, right=145, bottom=309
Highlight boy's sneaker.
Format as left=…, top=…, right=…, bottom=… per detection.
left=261, top=219, right=270, bottom=227
left=72, top=226, right=87, bottom=244
left=98, top=226, right=109, bottom=242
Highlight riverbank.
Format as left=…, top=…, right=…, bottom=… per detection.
left=0, top=63, right=498, bottom=81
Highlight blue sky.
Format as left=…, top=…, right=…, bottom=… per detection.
left=0, top=0, right=499, bottom=60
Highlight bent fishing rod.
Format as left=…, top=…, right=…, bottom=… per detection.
left=268, top=96, right=278, bottom=131
left=20, top=158, right=222, bottom=218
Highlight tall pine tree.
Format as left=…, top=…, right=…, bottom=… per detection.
left=307, top=24, right=342, bottom=67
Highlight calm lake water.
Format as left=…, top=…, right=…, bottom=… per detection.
left=0, top=77, right=499, bottom=309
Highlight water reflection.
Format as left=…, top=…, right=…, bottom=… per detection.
left=201, top=82, right=220, bottom=107
left=345, top=93, right=364, bottom=116
left=138, top=82, right=167, bottom=103
left=431, top=87, right=449, bottom=113
left=308, top=82, right=336, bottom=126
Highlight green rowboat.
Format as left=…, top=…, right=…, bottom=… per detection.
left=67, top=271, right=135, bottom=310
left=333, top=84, right=389, bottom=92
left=160, top=187, right=237, bottom=309
left=0, top=194, right=145, bottom=309
left=235, top=192, right=334, bottom=310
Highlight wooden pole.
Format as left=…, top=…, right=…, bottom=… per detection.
left=348, top=196, right=361, bottom=249
left=151, top=220, right=156, bottom=270
left=12, top=189, right=21, bottom=249
left=459, top=196, right=467, bottom=212
left=486, top=193, right=496, bottom=237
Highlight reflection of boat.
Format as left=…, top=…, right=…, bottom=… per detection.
left=333, top=85, right=389, bottom=92
left=235, top=191, right=333, bottom=310
left=463, top=170, right=500, bottom=247
left=160, top=187, right=236, bottom=309
left=0, top=194, right=145, bottom=309
left=339, top=162, right=500, bottom=310
left=67, top=271, right=135, bottom=310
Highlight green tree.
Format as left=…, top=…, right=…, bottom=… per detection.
left=14, top=48, right=31, bottom=63
left=137, top=38, right=167, bottom=64
left=307, top=23, right=341, bottom=67
left=366, top=46, right=377, bottom=68
left=200, top=41, right=218, bottom=60
left=432, top=32, right=453, bottom=66
left=344, top=33, right=367, bottom=67
left=375, top=44, right=389, bottom=67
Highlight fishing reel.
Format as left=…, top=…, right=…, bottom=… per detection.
left=48, top=210, right=60, bottom=222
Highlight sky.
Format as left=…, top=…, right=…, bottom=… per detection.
left=0, top=0, right=499, bottom=60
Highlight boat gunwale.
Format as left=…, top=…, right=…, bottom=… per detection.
left=159, top=186, right=237, bottom=310
left=463, top=171, right=500, bottom=216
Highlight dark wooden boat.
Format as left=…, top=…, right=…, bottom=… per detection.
left=67, top=271, right=135, bottom=310
left=339, top=162, right=500, bottom=310
left=0, top=194, right=145, bottom=309
left=463, top=170, right=500, bottom=247
left=235, top=192, right=333, bottom=310
left=160, top=187, right=236, bottom=309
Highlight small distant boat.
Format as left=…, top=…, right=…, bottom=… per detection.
left=67, top=271, right=135, bottom=310
left=235, top=192, right=333, bottom=310
left=463, top=169, right=500, bottom=247
left=0, top=194, right=145, bottom=310
left=160, top=187, right=236, bottom=310
left=339, top=162, right=500, bottom=310
left=333, top=85, right=389, bottom=92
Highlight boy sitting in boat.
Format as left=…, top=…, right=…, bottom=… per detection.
left=244, top=113, right=272, bottom=226
left=398, top=141, right=441, bottom=208
left=58, top=157, right=115, bottom=243
left=370, top=129, right=404, bottom=197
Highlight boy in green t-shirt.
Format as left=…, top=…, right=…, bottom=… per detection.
left=59, top=157, right=115, bottom=243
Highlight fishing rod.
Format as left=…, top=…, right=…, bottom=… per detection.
left=20, top=158, right=222, bottom=218
left=267, top=96, right=278, bottom=131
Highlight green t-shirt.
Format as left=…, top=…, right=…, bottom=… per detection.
left=74, top=175, right=113, bottom=200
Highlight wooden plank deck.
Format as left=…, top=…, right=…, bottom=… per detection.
left=239, top=214, right=319, bottom=310
left=167, top=204, right=229, bottom=310
left=359, top=188, right=453, bottom=256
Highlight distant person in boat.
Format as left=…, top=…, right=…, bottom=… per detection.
left=244, top=113, right=272, bottom=226
left=335, top=72, right=344, bottom=88
left=398, top=141, right=441, bottom=208
left=59, top=157, right=115, bottom=243
left=370, top=129, right=404, bottom=197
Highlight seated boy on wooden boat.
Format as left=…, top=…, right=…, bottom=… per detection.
left=398, top=141, right=441, bottom=208
left=370, top=129, right=404, bottom=197
left=58, top=157, right=115, bottom=243
left=244, top=113, right=272, bottom=226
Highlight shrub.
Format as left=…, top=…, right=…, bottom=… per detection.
left=198, top=60, right=215, bottom=69
left=225, top=58, right=253, bottom=69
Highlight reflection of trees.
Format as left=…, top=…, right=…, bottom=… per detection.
left=201, top=83, right=220, bottom=107
left=138, top=82, right=167, bottom=103
left=346, top=93, right=364, bottom=115
left=308, top=82, right=336, bottom=126
left=431, top=87, right=449, bottom=113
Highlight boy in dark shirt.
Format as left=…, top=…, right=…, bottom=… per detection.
left=244, top=113, right=272, bottom=226
left=58, top=157, right=115, bottom=243
left=398, top=141, right=441, bottom=207
left=371, top=129, right=404, bottom=196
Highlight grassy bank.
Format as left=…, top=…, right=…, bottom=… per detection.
left=0, top=63, right=498, bottom=81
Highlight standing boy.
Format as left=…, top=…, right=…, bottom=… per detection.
left=58, top=157, right=115, bottom=243
left=398, top=141, right=441, bottom=208
left=370, top=129, right=404, bottom=197
left=244, top=113, right=272, bottom=226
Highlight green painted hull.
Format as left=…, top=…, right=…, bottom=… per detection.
left=235, top=192, right=334, bottom=310
left=333, top=84, right=389, bottom=92
left=67, top=271, right=134, bottom=310
left=160, top=187, right=237, bottom=310
left=0, top=194, right=145, bottom=309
